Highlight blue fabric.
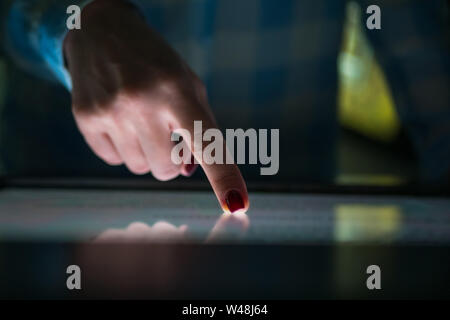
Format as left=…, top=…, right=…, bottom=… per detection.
left=5, top=0, right=92, bottom=89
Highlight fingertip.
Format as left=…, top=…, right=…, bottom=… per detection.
left=222, top=189, right=249, bottom=214
left=202, top=162, right=249, bottom=214
left=151, top=167, right=181, bottom=181
left=103, top=157, right=123, bottom=166
left=127, top=162, right=151, bottom=175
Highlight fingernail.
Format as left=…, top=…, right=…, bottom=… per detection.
left=225, top=190, right=245, bottom=213
left=185, top=155, right=198, bottom=176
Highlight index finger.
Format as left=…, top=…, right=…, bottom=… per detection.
left=173, top=106, right=249, bottom=214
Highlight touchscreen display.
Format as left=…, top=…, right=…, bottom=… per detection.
left=1, top=188, right=449, bottom=244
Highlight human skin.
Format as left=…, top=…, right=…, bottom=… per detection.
left=64, top=0, right=248, bottom=213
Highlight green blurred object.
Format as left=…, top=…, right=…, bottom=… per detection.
left=334, top=204, right=403, bottom=242
left=338, top=2, right=400, bottom=143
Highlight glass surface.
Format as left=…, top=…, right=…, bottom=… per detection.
left=1, top=188, right=449, bottom=244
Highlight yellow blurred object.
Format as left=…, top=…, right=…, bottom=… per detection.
left=334, top=204, right=403, bottom=242
left=336, top=174, right=405, bottom=186
left=338, top=2, right=400, bottom=142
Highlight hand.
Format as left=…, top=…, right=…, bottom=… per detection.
left=64, top=0, right=248, bottom=212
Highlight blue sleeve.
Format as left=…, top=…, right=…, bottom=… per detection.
left=4, top=0, right=92, bottom=90
left=362, top=0, right=450, bottom=182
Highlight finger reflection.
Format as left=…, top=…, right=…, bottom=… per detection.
left=94, top=212, right=250, bottom=244
left=206, top=212, right=250, bottom=243
left=95, top=221, right=188, bottom=243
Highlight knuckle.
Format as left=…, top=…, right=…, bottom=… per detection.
left=72, top=105, right=94, bottom=121
left=155, top=74, right=183, bottom=95
left=102, top=154, right=122, bottom=166
left=127, top=161, right=151, bottom=175
left=73, top=104, right=114, bottom=130
left=152, top=166, right=180, bottom=181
